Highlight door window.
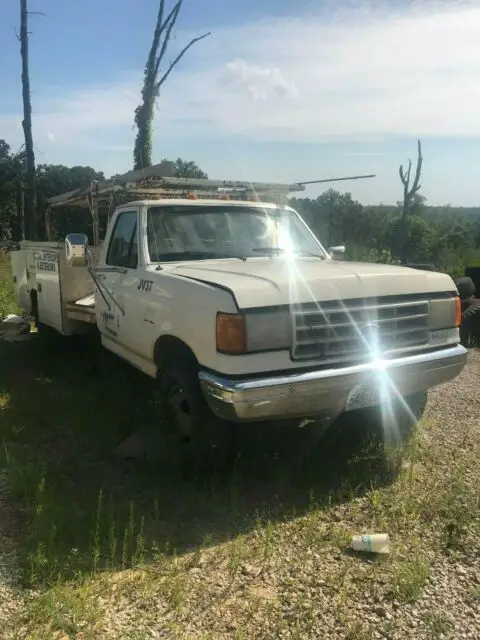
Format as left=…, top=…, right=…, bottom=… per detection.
left=106, top=211, right=138, bottom=268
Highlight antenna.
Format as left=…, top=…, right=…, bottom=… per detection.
left=296, top=174, right=376, bottom=186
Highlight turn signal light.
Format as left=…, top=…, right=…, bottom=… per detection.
left=216, top=313, right=246, bottom=354
left=454, top=296, right=462, bottom=327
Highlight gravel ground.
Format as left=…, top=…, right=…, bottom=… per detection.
left=1, top=350, right=479, bottom=639
left=93, top=349, right=480, bottom=640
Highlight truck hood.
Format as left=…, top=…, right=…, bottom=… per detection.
left=165, top=259, right=456, bottom=309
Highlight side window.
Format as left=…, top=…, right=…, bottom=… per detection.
left=106, top=211, right=138, bottom=268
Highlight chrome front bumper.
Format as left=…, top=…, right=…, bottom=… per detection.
left=198, top=345, right=468, bottom=422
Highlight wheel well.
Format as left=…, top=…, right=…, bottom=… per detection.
left=153, top=335, right=198, bottom=376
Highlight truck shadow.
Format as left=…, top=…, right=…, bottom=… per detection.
left=0, top=335, right=399, bottom=586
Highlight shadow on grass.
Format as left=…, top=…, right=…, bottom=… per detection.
left=0, top=335, right=398, bottom=587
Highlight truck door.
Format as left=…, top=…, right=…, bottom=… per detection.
left=34, top=248, right=64, bottom=333
left=95, top=209, right=141, bottom=352
left=10, top=250, right=31, bottom=312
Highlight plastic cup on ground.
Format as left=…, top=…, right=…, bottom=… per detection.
left=352, top=533, right=390, bottom=554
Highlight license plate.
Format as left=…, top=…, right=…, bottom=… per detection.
left=345, top=385, right=382, bottom=412
left=429, top=328, right=457, bottom=347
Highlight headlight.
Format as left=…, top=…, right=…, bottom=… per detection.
left=429, top=296, right=461, bottom=330
left=245, top=309, right=291, bottom=352
left=216, top=309, right=291, bottom=355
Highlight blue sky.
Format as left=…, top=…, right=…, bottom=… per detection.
left=1, top=0, right=480, bottom=206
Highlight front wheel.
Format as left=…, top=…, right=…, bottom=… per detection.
left=160, top=363, right=234, bottom=479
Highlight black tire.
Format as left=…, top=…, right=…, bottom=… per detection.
left=455, top=277, right=476, bottom=300
left=160, top=361, right=234, bottom=479
left=460, top=299, right=480, bottom=348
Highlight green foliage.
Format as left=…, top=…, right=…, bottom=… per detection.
left=36, top=164, right=105, bottom=241
left=0, top=141, right=22, bottom=245
left=0, top=281, right=19, bottom=319
left=292, top=189, right=480, bottom=277
left=134, top=98, right=155, bottom=171
left=2, top=132, right=480, bottom=277
left=0, top=252, right=20, bottom=318
left=0, top=140, right=105, bottom=244
left=0, top=138, right=211, bottom=244
left=167, top=157, right=208, bottom=179
left=133, top=2, right=210, bottom=170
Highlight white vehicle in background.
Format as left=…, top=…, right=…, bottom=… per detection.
left=10, top=166, right=467, bottom=471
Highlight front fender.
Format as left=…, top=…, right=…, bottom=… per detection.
left=146, top=272, right=238, bottom=365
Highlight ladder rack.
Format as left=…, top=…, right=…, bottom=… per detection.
left=48, top=161, right=376, bottom=209
left=45, top=161, right=376, bottom=243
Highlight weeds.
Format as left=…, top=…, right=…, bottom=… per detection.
left=391, top=553, right=429, bottom=602
left=0, top=254, right=21, bottom=318
left=470, top=585, right=480, bottom=600
left=4, top=579, right=101, bottom=639
left=0, top=279, right=21, bottom=319
left=227, top=535, right=250, bottom=580
left=424, top=612, right=454, bottom=638
left=344, top=622, right=374, bottom=640
left=0, top=271, right=478, bottom=637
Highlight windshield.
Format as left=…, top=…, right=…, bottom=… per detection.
left=146, top=205, right=327, bottom=262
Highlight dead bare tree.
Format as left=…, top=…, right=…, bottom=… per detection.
left=19, top=0, right=37, bottom=239
left=133, top=0, right=211, bottom=170
left=398, top=139, right=423, bottom=262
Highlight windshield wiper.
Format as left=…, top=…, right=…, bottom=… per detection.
left=155, top=251, right=246, bottom=268
left=295, top=251, right=326, bottom=259
left=252, top=247, right=285, bottom=254
left=252, top=247, right=325, bottom=259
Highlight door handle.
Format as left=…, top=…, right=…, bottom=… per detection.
left=96, top=273, right=106, bottom=281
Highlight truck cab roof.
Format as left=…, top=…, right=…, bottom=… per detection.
left=116, top=199, right=293, bottom=210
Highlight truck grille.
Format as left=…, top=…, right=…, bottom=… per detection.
left=292, top=296, right=429, bottom=362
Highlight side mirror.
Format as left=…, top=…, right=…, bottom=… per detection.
left=329, top=245, right=346, bottom=260
left=65, top=233, right=89, bottom=267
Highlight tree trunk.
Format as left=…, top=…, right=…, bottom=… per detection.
left=20, top=0, right=37, bottom=240
left=133, top=1, right=210, bottom=170
left=133, top=97, right=155, bottom=171
left=14, top=177, right=25, bottom=241
left=398, top=141, right=423, bottom=264
left=400, top=198, right=409, bottom=263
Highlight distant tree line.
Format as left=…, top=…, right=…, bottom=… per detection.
left=0, top=138, right=207, bottom=244
left=1, top=137, right=479, bottom=277
left=291, top=190, right=480, bottom=277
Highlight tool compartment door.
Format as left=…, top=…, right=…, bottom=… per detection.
left=10, top=250, right=31, bottom=312
left=34, top=248, right=64, bottom=333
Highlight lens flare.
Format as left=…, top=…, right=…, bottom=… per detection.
left=284, top=247, right=420, bottom=446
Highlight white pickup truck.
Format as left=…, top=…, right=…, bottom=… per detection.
left=10, top=182, right=468, bottom=468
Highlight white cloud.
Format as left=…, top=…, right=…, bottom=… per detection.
left=2, top=0, right=480, bottom=150
left=221, top=60, right=298, bottom=101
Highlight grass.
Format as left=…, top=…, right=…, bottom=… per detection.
left=391, top=553, right=429, bottom=602
left=424, top=612, right=454, bottom=638
left=0, top=255, right=479, bottom=638
left=0, top=251, right=21, bottom=319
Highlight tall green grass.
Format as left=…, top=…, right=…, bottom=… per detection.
left=0, top=251, right=20, bottom=318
